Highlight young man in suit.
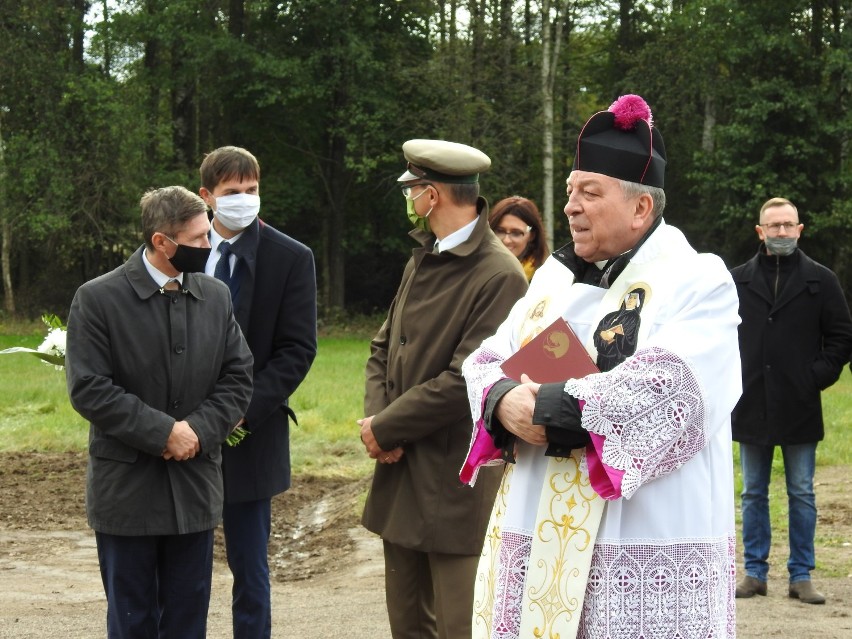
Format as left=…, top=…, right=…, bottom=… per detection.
left=200, top=146, right=318, bottom=639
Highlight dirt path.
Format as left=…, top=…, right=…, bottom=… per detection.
left=1, top=452, right=850, bottom=638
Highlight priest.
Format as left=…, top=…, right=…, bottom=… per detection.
left=461, top=94, right=741, bottom=639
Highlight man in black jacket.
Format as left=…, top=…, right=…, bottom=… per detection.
left=730, top=197, right=852, bottom=604
left=200, top=147, right=318, bottom=638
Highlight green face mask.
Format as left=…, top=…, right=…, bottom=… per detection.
left=405, top=189, right=432, bottom=233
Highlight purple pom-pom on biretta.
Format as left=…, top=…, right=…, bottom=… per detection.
left=608, top=94, right=653, bottom=131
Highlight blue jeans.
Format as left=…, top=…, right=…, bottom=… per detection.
left=739, top=442, right=817, bottom=583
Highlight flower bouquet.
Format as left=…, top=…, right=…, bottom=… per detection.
left=0, top=314, right=66, bottom=370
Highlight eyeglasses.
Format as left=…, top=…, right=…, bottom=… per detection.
left=402, top=184, right=431, bottom=200
left=494, top=226, right=531, bottom=240
left=760, top=222, right=798, bottom=232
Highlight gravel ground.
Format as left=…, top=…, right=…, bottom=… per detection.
left=1, top=452, right=850, bottom=638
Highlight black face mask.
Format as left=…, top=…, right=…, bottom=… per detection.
left=165, top=237, right=211, bottom=273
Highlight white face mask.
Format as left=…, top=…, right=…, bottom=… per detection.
left=214, top=193, right=260, bottom=231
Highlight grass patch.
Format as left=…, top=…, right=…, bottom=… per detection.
left=1, top=321, right=849, bottom=490
left=819, top=365, right=852, bottom=466
left=0, top=326, right=381, bottom=479
left=0, top=329, right=86, bottom=451
left=289, top=337, right=375, bottom=479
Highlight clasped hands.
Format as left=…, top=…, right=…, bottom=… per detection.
left=358, top=415, right=404, bottom=464
left=495, top=374, right=547, bottom=447
left=356, top=374, right=546, bottom=463
left=162, top=420, right=200, bottom=461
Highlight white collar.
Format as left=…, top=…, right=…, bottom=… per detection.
left=434, top=217, right=477, bottom=253
left=210, top=225, right=244, bottom=253
left=142, top=248, right=183, bottom=288
left=206, top=225, right=244, bottom=276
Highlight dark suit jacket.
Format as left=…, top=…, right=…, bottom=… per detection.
left=730, top=247, right=852, bottom=445
left=66, top=247, right=254, bottom=535
left=220, top=218, right=318, bottom=503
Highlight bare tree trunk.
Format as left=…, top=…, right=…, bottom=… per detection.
left=0, top=112, right=14, bottom=314
left=540, top=0, right=571, bottom=243
left=702, top=93, right=716, bottom=153
left=327, top=133, right=347, bottom=311
left=143, top=0, right=161, bottom=166
left=102, top=0, right=111, bottom=76
left=71, top=0, right=90, bottom=71
left=1, top=218, right=11, bottom=315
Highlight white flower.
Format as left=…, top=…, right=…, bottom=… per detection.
left=37, top=327, right=67, bottom=360
left=1, top=315, right=67, bottom=370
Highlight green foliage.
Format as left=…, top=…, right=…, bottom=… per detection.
left=2, top=0, right=852, bottom=317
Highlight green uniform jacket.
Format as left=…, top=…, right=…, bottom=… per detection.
left=363, top=200, right=528, bottom=554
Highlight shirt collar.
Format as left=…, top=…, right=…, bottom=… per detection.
left=142, top=247, right=182, bottom=288
left=210, top=225, right=245, bottom=252
left=434, top=217, right=478, bottom=254
left=206, top=225, right=245, bottom=275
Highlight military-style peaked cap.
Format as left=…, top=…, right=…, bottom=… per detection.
left=398, top=139, right=491, bottom=185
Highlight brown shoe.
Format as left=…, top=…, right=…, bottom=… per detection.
left=788, top=580, right=825, bottom=604
left=735, top=575, right=767, bottom=598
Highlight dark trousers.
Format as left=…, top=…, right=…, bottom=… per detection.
left=95, top=529, right=214, bottom=639
left=382, top=539, right=479, bottom=639
left=223, top=498, right=272, bottom=639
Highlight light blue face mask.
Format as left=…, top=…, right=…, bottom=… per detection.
left=764, top=236, right=797, bottom=256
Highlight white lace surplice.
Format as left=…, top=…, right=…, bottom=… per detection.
left=463, top=222, right=741, bottom=639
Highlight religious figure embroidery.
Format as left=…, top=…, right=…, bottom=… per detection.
left=519, top=297, right=550, bottom=346
left=593, top=284, right=650, bottom=372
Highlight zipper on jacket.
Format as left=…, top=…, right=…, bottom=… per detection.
left=773, top=255, right=780, bottom=299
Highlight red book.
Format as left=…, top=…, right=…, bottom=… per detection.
left=501, top=317, right=599, bottom=383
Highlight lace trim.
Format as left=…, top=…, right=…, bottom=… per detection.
left=464, top=345, right=511, bottom=425
left=491, top=528, right=531, bottom=639
left=485, top=533, right=735, bottom=639
left=579, top=536, right=736, bottom=639
left=566, top=346, right=706, bottom=499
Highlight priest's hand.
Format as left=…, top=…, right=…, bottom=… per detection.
left=495, top=374, right=547, bottom=447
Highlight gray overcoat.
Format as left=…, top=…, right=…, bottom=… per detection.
left=66, top=247, right=253, bottom=536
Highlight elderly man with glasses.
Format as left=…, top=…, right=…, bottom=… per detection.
left=731, top=197, right=852, bottom=604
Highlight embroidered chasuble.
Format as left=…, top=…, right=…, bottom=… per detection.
left=462, top=222, right=740, bottom=639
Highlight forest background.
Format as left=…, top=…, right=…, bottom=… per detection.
left=1, top=0, right=851, bottom=321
